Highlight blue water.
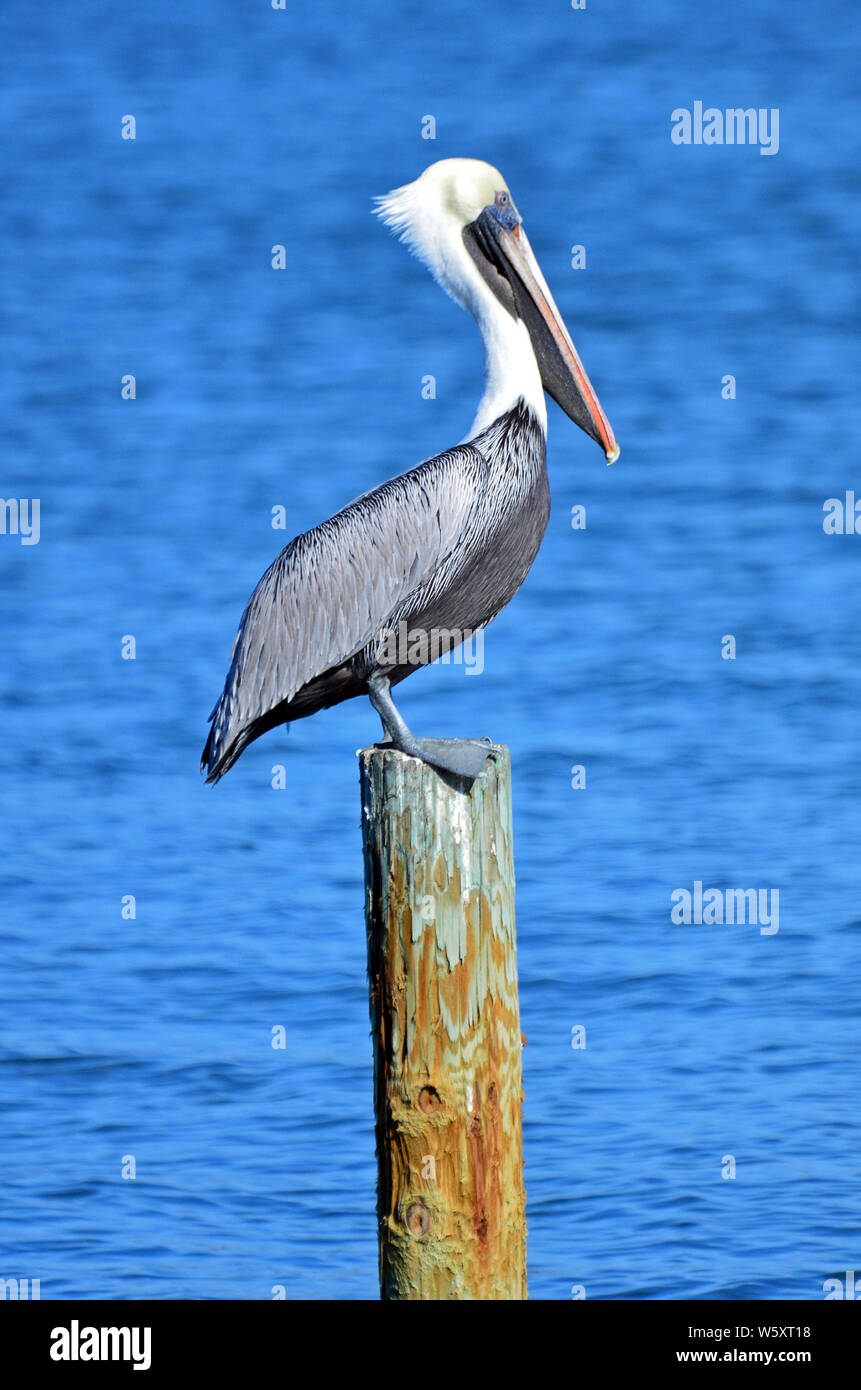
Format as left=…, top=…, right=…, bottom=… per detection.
left=1, top=0, right=859, bottom=1300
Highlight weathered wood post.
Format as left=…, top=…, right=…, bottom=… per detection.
left=360, top=744, right=527, bottom=1300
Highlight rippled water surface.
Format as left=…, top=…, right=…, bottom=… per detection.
left=0, top=0, right=858, bottom=1299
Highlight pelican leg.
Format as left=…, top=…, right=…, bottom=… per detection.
left=367, top=673, right=492, bottom=780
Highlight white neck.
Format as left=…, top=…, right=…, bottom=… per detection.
left=466, top=289, right=547, bottom=439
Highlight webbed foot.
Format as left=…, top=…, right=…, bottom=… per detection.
left=409, top=736, right=493, bottom=779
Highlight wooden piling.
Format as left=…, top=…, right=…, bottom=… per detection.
left=359, top=744, right=527, bottom=1300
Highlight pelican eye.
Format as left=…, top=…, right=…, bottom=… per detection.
left=487, top=189, right=519, bottom=232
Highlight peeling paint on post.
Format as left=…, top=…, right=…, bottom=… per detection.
left=360, top=744, right=527, bottom=1300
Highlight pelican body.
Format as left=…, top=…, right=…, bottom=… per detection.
left=202, top=159, right=618, bottom=783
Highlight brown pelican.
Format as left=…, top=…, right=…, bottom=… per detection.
left=202, top=158, right=618, bottom=783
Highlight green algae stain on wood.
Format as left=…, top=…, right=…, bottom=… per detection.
left=360, top=745, right=527, bottom=1301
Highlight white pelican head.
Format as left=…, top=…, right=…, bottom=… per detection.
left=376, top=158, right=619, bottom=462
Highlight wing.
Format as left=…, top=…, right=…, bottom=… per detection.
left=202, top=442, right=488, bottom=777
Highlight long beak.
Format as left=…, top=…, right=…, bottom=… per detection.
left=474, top=208, right=620, bottom=463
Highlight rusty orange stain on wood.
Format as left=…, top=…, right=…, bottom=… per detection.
left=361, top=745, right=527, bottom=1301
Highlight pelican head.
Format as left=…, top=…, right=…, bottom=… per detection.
left=376, top=157, right=619, bottom=462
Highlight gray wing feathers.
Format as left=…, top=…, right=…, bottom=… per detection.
left=208, top=445, right=487, bottom=753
